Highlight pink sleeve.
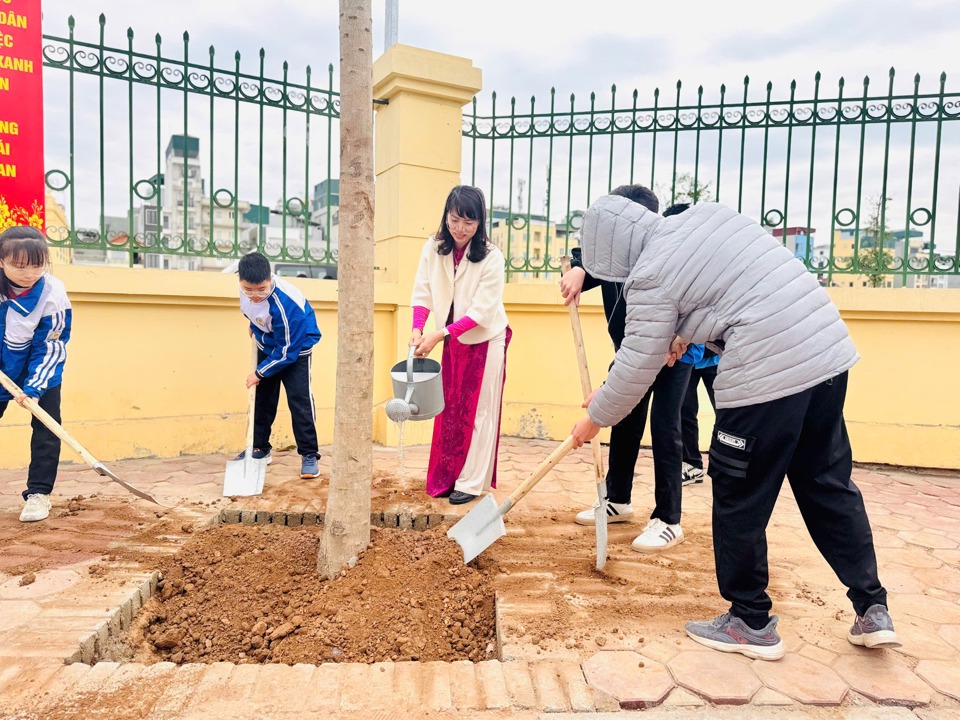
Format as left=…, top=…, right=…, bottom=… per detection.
left=446, top=315, right=478, bottom=339
left=412, top=306, right=430, bottom=331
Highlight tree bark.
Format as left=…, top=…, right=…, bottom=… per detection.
left=318, top=0, right=374, bottom=579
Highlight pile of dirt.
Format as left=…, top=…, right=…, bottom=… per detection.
left=123, top=523, right=497, bottom=665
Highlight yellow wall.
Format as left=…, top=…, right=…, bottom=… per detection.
left=0, top=265, right=399, bottom=468
left=1, top=267, right=958, bottom=470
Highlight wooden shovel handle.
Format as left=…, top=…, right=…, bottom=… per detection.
left=560, top=257, right=605, bottom=481
left=506, top=435, right=577, bottom=509
left=246, top=341, right=259, bottom=453
left=0, top=368, right=98, bottom=467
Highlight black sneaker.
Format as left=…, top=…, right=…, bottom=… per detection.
left=682, top=462, right=704, bottom=486
left=233, top=448, right=272, bottom=463
left=848, top=604, right=901, bottom=648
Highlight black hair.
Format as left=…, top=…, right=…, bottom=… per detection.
left=610, top=184, right=659, bottom=214
left=237, top=252, right=271, bottom=283
left=663, top=202, right=691, bottom=217
left=0, top=225, right=49, bottom=296
left=435, top=185, right=490, bottom=263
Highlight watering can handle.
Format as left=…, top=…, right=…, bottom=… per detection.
left=406, top=345, right=416, bottom=384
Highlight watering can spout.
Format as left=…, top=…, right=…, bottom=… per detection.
left=386, top=344, right=444, bottom=423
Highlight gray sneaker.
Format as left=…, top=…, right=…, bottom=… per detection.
left=685, top=612, right=786, bottom=660
left=848, top=604, right=901, bottom=649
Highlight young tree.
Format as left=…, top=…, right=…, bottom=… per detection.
left=656, top=172, right=713, bottom=208
left=859, top=194, right=895, bottom=288
left=318, top=0, right=374, bottom=579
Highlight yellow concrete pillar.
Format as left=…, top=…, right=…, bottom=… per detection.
left=372, top=45, right=482, bottom=446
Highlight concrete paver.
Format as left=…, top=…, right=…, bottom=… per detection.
left=668, top=651, right=762, bottom=704
left=834, top=654, right=934, bottom=707
left=581, top=651, right=674, bottom=709
left=751, top=653, right=848, bottom=705
left=915, top=659, right=960, bottom=702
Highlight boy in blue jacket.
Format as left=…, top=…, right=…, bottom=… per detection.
left=0, top=227, right=72, bottom=522
left=236, top=252, right=322, bottom=478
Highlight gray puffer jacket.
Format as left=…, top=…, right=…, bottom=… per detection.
left=581, top=195, right=859, bottom=427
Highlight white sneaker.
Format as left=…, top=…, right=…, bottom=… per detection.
left=20, top=494, right=52, bottom=523
left=631, top=518, right=684, bottom=553
left=682, top=462, right=705, bottom=486
left=574, top=498, right=634, bottom=526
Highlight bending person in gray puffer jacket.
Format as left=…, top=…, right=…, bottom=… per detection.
left=570, top=193, right=898, bottom=661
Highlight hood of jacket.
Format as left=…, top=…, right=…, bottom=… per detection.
left=579, top=194, right=663, bottom=282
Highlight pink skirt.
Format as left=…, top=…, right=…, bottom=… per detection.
left=425, top=327, right=512, bottom=497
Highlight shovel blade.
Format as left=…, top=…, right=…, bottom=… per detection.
left=223, top=454, right=268, bottom=497
left=93, top=462, right=170, bottom=507
left=594, top=482, right=608, bottom=570
left=446, top=494, right=506, bottom=564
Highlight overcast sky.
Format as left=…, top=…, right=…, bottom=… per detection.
left=39, top=0, right=960, bottom=251
left=41, top=0, right=960, bottom=98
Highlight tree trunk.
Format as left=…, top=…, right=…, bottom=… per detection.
left=318, top=0, right=374, bottom=579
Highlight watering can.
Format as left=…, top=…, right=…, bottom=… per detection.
left=385, top=346, right=444, bottom=422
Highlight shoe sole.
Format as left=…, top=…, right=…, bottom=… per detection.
left=235, top=455, right=273, bottom=464
left=681, top=478, right=704, bottom=486
left=632, top=534, right=685, bottom=553
left=19, top=514, right=49, bottom=523
left=686, top=630, right=786, bottom=660
left=575, top=513, right=633, bottom=526
left=848, top=630, right=902, bottom=649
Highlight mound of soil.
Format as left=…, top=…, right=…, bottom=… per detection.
left=123, top=523, right=497, bottom=665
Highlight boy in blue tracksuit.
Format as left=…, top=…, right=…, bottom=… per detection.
left=236, top=252, right=322, bottom=479
left=681, top=347, right=719, bottom=485
left=0, top=227, right=72, bottom=522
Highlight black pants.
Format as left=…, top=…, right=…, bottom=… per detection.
left=681, top=364, right=717, bottom=469
left=709, top=372, right=887, bottom=626
left=253, top=353, right=320, bottom=458
left=0, top=384, right=63, bottom=500
left=606, top=360, right=692, bottom=525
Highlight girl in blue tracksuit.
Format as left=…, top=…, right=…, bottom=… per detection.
left=0, top=226, right=72, bottom=522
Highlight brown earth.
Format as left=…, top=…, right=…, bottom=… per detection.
left=0, top=494, right=195, bottom=576
left=120, top=523, right=498, bottom=665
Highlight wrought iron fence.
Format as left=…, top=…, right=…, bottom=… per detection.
left=42, top=14, right=341, bottom=267
left=463, top=71, right=960, bottom=285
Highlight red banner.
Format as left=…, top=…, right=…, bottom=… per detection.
left=0, top=0, right=44, bottom=232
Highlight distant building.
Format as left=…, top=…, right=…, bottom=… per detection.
left=311, top=178, right=339, bottom=258
left=770, top=226, right=815, bottom=262
left=489, top=208, right=560, bottom=283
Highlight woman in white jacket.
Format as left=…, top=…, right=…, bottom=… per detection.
left=410, top=186, right=511, bottom=504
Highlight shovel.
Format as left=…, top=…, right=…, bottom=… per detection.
left=0, top=369, right=168, bottom=506
left=448, top=435, right=576, bottom=564
left=560, top=256, right=608, bottom=570
left=223, top=341, right=268, bottom=496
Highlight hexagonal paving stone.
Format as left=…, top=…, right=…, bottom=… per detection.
left=913, top=567, right=960, bottom=595
left=938, top=624, right=960, bottom=652
left=752, top=653, right=848, bottom=705
left=897, top=531, right=958, bottom=550
left=897, top=595, right=960, bottom=625
left=834, top=654, right=933, bottom=707
left=581, top=651, right=674, bottom=709
left=893, top=619, right=959, bottom=660
left=0, top=600, right=42, bottom=632
left=915, top=660, right=960, bottom=701
left=0, top=570, right=80, bottom=600
left=668, top=651, right=762, bottom=704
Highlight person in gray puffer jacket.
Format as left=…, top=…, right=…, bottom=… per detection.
left=570, top=193, right=898, bottom=661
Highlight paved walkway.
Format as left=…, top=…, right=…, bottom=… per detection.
left=0, top=438, right=959, bottom=719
